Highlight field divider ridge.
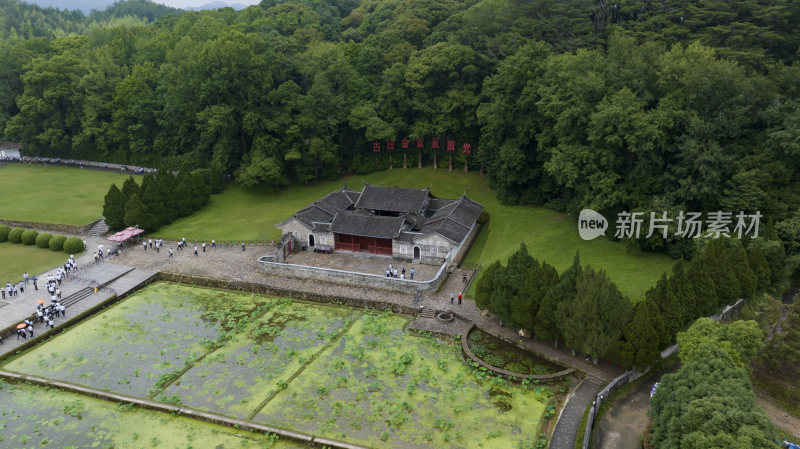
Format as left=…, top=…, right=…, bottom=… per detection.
left=246, top=313, right=359, bottom=420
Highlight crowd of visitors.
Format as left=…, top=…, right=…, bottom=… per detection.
left=385, top=263, right=414, bottom=280
left=6, top=254, right=77, bottom=342
left=10, top=156, right=156, bottom=175
left=0, top=154, right=21, bottom=164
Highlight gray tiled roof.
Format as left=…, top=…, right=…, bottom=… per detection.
left=417, top=196, right=484, bottom=243
left=287, top=186, right=359, bottom=229
left=330, top=212, right=405, bottom=239
left=354, top=184, right=430, bottom=214
left=278, top=185, right=483, bottom=246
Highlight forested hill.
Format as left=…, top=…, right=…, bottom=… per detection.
left=3, top=0, right=800, bottom=257
left=0, top=0, right=181, bottom=39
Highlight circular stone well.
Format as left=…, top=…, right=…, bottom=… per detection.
left=436, top=311, right=454, bottom=322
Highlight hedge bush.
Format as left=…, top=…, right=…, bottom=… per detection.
left=21, top=229, right=39, bottom=245
left=49, top=235, right=67, bottom=251
left=8, top=227, right=24, bottom=243
left=63, top=237, right=85, bottom=254
left=36, top=232, right=53, bottom=248
left=0, top=225, right=10, bottom=242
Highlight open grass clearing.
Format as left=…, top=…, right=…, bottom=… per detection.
left=0, top=241, right=68, bottom=284
left=0, top=164, right=133, bottom=225
left=155, top=168, right=673, bottom=299
left=3, top=282, right=557, bottom=448
left=0, top=380, right=304, bottom=448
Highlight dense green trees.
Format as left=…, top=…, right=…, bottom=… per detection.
left=475, top=245, right=632, bottom=363
left=2, top=0, right=800, bottom=262
left=650, top=319, right=774, bottom=449
left=104, top=171, right=209, bottom=232
left=477, top=238, right=774, bottom=368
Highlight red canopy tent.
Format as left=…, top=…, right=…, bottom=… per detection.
left=106, top=227, right=145, bottom=242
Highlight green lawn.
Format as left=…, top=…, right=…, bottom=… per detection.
left=156, top=168, right=673, bottom=300
left=0, top=242, right=67, bottom=284
left=0, top=164, right=133, bottom=225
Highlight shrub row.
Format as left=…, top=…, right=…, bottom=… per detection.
left=0, top=225, right=84, bottom=254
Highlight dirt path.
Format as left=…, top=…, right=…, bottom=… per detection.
left=756, top=393, right=800, bottom=441
left=593, top=365, right=680, bottom=449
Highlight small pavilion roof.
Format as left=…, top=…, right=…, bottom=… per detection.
left=106, top=227, right=145, bottom=242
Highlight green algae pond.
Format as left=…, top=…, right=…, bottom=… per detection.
left=0, top=380, right=304, bottom=448
left=1, top=282, right=561, bottom=448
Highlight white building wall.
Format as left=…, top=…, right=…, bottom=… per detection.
left=276, top=219, right=312, bottom=249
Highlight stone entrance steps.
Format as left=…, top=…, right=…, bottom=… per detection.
left=60, top=287, right=94, bottom=308
left=87, top=219, right=108, bottom=236
left=419, top=307, right=436, bottom=319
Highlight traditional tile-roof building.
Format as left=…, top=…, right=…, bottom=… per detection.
left=276, top=184, right=483, bottom=264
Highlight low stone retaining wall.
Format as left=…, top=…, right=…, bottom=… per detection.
left=256, top=257, right=448, bottom=294
left=460, top=324, right=575, bottom=383
left=0, top=217, right=103, bottom=235
left=158, top=272, right=421, bottom=316
left=0, top=370, right=367, bottom=449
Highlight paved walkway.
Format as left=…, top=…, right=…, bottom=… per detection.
left=550, top=377, right=604, bottom=449
left=0, top=234, right=116, bottom=330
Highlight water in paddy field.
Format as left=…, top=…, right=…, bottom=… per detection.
left=1, top=282, right=555, bottom=449
left=0, top=381, right=307, bottom=448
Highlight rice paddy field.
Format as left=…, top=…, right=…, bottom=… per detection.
left=1, top=282, right=559, bottom=449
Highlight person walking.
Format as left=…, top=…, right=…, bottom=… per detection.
left=33, top=279, right=38, bottom=291
left=1, top=288, right=5, bottom=300
left=168, top=248, right=174, bottom=258
left=458, top=293, right=462, bottom=305
left=242, top=241, right=246, bottom=252
left=410, top=267, right=414, bottom=280
left=450, top=293, right=454, bottom=304
left=194, top=246, right=198, bottom=256
left=27, top=324, right=34, bottom=338
left=202, top=242, right=206, bottom=252
left=56, top=288, right=61, bottom=299
left=211, top=239, right=216, bottom=248
left=24, top=272, right=29, bottom=285
left=462, top=272, right=467, bottom=283
left=143, top=241, right=147, bottom=251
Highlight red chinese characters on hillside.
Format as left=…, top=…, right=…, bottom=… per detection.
left=372, top=141, right=381, bottom=152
